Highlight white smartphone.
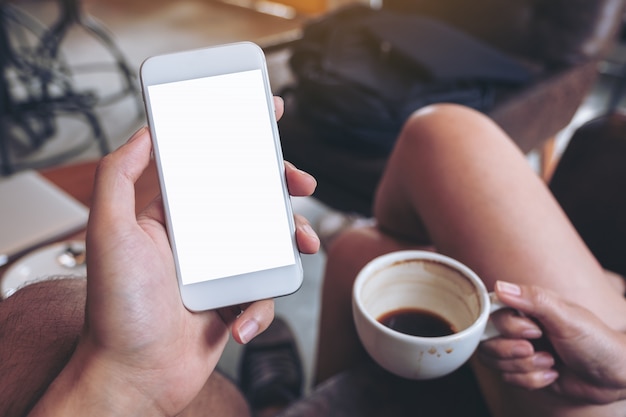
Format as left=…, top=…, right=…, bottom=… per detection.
left=140, top=42, right=303, bottom=311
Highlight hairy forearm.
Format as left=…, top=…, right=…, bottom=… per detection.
left=0, top=278, right=85, bottom=417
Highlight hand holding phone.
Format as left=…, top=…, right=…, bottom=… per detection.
left=140, top=42, right=303, bottom=311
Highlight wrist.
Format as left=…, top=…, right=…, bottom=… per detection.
left=27, top=341, right=167, bottom=417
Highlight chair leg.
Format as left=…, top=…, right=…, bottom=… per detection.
left=39, top=0, right=142, bottom=116
left=80, top=15, right=143, bottom=116
left=540, top=136, right=558, bottom=182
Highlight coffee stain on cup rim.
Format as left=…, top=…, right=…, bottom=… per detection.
left=354, top=250, right=491, bottom=342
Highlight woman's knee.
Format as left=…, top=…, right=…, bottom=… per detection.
left=326, top=226, right=424, bottom=270
left=398, top=103, right=505, bottom=153
left=405, top=103, right=495, bottom=131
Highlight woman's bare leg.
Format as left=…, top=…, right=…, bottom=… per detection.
left=373, top=104, right=625, bottom=324
left=315, top=227, right=427, bottom=383
left=316, top=104, right=626, bottom=416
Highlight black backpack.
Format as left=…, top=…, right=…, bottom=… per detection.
left=285, top=5, right=533, bottom=155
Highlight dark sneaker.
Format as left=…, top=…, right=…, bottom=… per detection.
left=238, top=317, right=304, bottom=412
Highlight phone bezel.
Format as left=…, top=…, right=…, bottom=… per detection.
left=140, top=42, right=303, bottom=312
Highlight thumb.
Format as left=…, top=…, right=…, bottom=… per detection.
left=90, top=127, right=152, bottom=229
left=493, top=281, right=589, bottom=339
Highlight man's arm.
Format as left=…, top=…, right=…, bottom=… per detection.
left=0, top=278, right=85, bottom=417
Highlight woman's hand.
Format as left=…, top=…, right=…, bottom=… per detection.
left=478, top=281, right=626, bottom=405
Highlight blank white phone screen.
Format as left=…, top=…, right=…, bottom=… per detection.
left=147, top=69, right=295, bottom=286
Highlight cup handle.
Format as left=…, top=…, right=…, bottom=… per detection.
left=480, top=292, right=509, bottom=341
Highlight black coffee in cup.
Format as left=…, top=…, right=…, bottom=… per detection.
left=378, top=308, right=456, bottom=337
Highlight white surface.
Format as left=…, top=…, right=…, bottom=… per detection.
left=0, top=171, right=89, bottom=265
left=1, top=241, right=87, bottom=299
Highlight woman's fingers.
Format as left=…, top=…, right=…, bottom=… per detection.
left=501, top=368, right=560, bottom=390
left=478, top=336, right=558, bottom=390
left=489, top=308, right=543, bottom=339
left=478, top=341, right=554, bottom=373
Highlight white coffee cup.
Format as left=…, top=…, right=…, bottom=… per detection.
left=352, top=250, right=504, bottom=380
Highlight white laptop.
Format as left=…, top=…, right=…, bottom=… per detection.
left=0, top=170, right=89, bottom=266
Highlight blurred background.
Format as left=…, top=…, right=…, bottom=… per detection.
left=2, top=0, right=626, bottom=394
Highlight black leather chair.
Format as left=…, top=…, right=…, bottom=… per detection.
left=549, top=110, right=626, bottom=279
left=274, top=0, right=626, bottom=216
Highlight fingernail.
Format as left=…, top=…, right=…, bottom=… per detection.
left=496, top=281, right=522, bottom=296
left=285, top=160, right=303, bottom=174
left=521, top=327, right=542, bottom=338
left=542, top=369, right=559, bottom=383
left=127, top=126, right=147, bottom=143
left=534, top=353, right=555, bottom=368
left=511, top=344, right=533, bottom=357
left=239, top=319, right=260, bottom=344
left=302, top=223, right=319, bottom=240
